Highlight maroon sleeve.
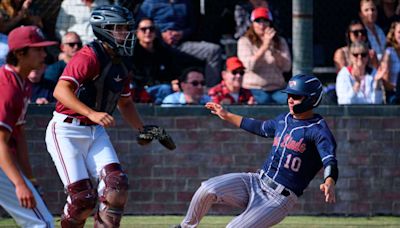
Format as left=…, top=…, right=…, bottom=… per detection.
left=0, top=83, right=19, bottom=132
left=59, top=46, right=101, bottom=89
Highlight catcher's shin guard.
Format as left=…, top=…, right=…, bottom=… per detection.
left=61, top=179, right=97, bottom=228
left=95, top=163, right=129, bottom=228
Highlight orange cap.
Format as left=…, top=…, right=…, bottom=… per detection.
left=226, top=56, right=245, bottom=72
left=250, top=7, right=271, bottom=21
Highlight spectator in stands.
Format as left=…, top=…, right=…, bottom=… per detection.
left=114, top=0, right=140, bottom=12
left=0, top=32, right=8, bottom=66
left=137, top=0, right=223, bottom=88
left=336, top=41, right=384, bottom=104
left=162, top=67, right=210, bottom=107
left=333, top=19, right=379, bottom=71
left=56, top=0, right=110, bottom=44
left=49, top=31, right=82, bottom=77
left=208, top=56, right=255, bottom=105
left=359, top=0, right=387, bottom=60
left=379, top=19, right=400, bottom=104
left=0, top=0, right=43, bottom=34
left=234, top=0, right=270, bottom=39
left=132, top=18, right=200, bottom=104
left=237, top=7, right=291, bottom=105
left=28, top=65, right=50, bottom=104
left=376, top=0, right=400, bottom=33
left=395, top=71, right=400, bottom=103
left=30, top=31, right=83, bottom=104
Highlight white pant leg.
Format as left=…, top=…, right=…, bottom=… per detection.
left=0, top=169, right=54, bottom=228
left=85, top=125, right=120, bottom=179
left=85, top=125, right=120, bottom=196
left=45, top=117, right=93, bottom=186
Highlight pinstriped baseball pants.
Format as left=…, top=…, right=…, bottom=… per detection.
left=180, top=172, right=298, bottom=228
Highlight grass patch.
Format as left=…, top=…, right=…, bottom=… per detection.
left=0, top=215, right=399, bottom=227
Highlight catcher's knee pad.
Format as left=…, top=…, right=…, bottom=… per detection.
left=61, top=179, right=97, bottom=228
left=95, top=163, right=129, bottom=227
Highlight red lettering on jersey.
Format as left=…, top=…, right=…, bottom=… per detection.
left=274, top=134, right=306, bottom=153
left=273, top=135, right=280, bottom=147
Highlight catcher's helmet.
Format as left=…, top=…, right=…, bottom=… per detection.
left=281, top=74, right=323, bottom=113
left=90, top=5, right=135, bottom=56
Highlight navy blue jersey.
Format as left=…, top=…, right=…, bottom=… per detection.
left=240, top=113, right=337, bottom=196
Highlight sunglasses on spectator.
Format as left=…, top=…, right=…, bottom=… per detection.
left=187, top=80, right=206, bottom=86
left=350, top=29, right=366, bottom=36
left=288, top=94, right=303, bottom=100
left=139, top=26, right=155, bottom=33
left=64, top=42, right=82, bottom=48
left=231, top=69, right=245, bottom=76
left=254, top=18, right=271, bottom=26
left=352, top=52, right=368, bottom=58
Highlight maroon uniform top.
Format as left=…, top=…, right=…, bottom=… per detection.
left=208, top=81, right=254, bottom=104
left=0, top=65, right=32, bottom=152
left=55, top=46, right=131, bottom=121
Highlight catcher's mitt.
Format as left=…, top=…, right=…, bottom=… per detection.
left=137, top=125, right=176, bottom=150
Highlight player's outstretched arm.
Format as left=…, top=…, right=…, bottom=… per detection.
left=205, top=102, right=243, bottom=127
left=320, top=177, right=336, bottom=203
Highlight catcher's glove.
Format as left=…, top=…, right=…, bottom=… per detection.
left=137, top=125, right=176, bottom=150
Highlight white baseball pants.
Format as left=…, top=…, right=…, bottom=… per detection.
left=45, top=112, right=120, bottom=190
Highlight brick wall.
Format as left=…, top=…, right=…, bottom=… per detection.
left=3, top=104, right=400, bottom=216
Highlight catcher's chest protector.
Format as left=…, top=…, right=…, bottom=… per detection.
left=77, top=41, right=130, bottom=114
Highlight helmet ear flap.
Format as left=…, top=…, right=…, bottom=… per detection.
left=291, top=82, right=323, bottom=114
left=293, top=96, right=313, bottom=114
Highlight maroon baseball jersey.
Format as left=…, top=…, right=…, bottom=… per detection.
left=55, top=45, right=131, bottom=121
left=0, top=65, right=32, bottom=151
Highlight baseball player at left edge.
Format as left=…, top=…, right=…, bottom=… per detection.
left=45, top=5, right=171, bottom=228
left=0, top=26, right=56, bottom=227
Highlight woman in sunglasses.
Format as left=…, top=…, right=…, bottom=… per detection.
left=379, top=19, right=400, bottom=104
left=237, top=7, right=291, bottom=105
left=333, top=19, right=379, bottom=71
left=132, top=18, right=204, bottom=104
left=131, top=18, right=177, bottom=104
left=336, top=41, right=384, bottom=104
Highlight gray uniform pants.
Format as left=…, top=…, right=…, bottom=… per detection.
left=180, top=172, right=298, bottom=228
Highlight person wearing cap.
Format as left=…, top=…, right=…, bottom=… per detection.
left=208, top=56, right=255, bottom=105
left=0, top=25, right=56, bottom=227
left=234, top=0, right=271, bottom=39
left=237, top=7, right=291, bottom=105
